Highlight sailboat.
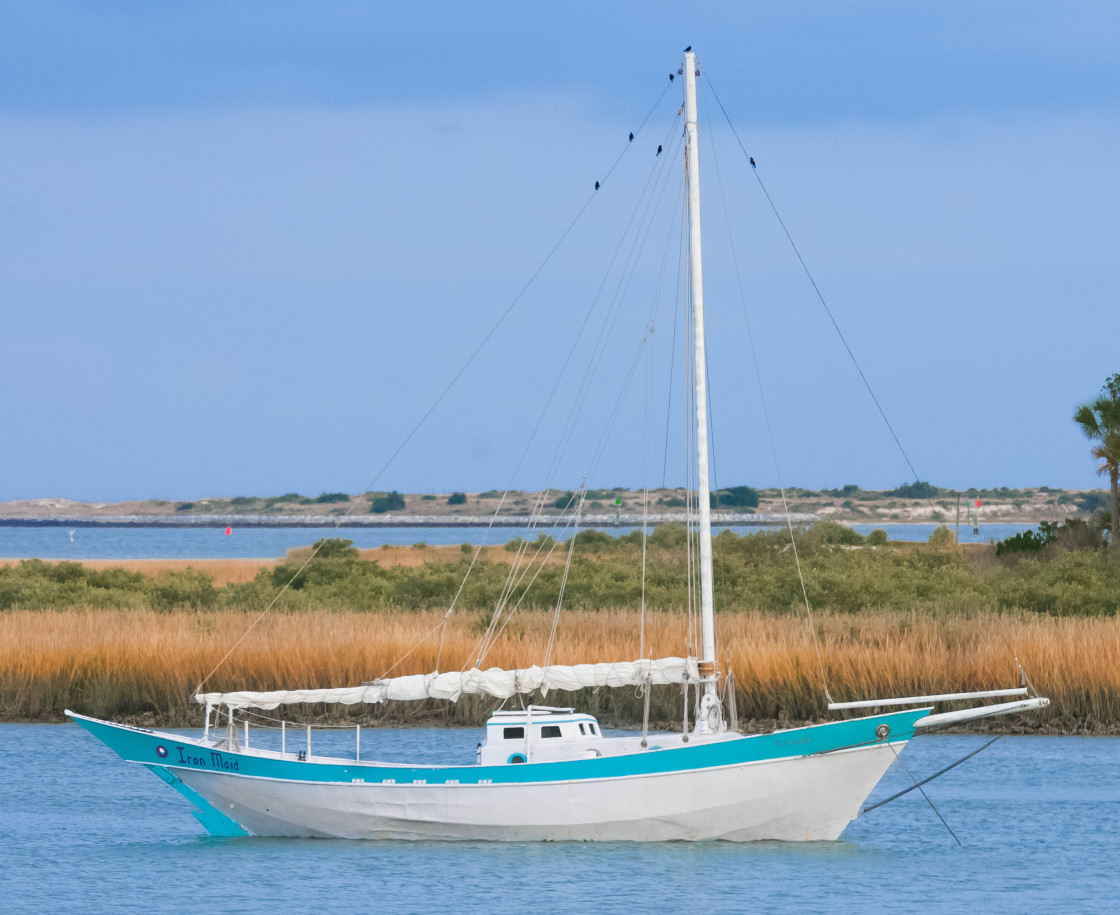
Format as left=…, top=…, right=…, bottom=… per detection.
left=69, top=51, right=1047, bottom=842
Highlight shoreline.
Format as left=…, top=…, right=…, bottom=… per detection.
left=0, top=485, right=1099, bottom=528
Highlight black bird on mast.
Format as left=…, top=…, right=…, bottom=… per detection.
left=656, top=145, right=662, bottom=156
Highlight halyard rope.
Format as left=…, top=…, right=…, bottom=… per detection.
left=705, top=99, right=832, bottom=703
left=703, top=71, right=948, bottom=528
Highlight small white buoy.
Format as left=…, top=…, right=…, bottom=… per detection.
left=68, top=530, right=75, bottom=542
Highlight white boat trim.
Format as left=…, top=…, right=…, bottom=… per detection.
left=828, top=687, right=1029, bottom=710
left=914, top=697, right=1050, bottom=729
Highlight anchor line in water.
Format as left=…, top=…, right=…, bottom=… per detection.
left=886, top=740, right=962, bottom=845
left=861, top=734, right=1003, bottom=816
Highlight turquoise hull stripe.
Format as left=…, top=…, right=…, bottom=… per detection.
left=144, top=764, right=249, bottom=837
left=71, top=709, right=929, bottom=787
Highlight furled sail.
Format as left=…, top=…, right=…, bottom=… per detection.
left=194, top=657, right=699, bottom=710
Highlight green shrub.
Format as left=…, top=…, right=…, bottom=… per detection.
left=890, top=481, right=940, bottom=499
left=866, top=529, right=888, bottom=546
left=711, top=486, right=761, bottom=509
left=5, top=522, right=1120, bottom=618
left=928, top=526, right=955, bottom=548
left=315, top=492, right=350, bottom=504
left=147, top=570, right=216, bottom=612
left=368, top=491, right=406, bottom=513
left=313, top=538, right=359, bottom=560
left=271, top=493, right=304, bottom=503
left=448, top=492, right=467, bottom=505
left=996, top=529, right=1050, bottom=557
left=574, top=529, right=614, bottom=549
left=810, top=522, right=865, bottom=546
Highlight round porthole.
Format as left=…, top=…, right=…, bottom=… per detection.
left=508, top=753, right=527, bottom=764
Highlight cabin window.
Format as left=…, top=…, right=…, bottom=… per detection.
left=578, top=723, right=587, bottom=735
left=503, top=727, right=524, bottom=739
left=540, top=725, right=562, bottom=738
left=588, top=723, right=598, bottom=735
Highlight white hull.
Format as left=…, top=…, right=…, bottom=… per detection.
left=177, top=739, right=905, bottom=841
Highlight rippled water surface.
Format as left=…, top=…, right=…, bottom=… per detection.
left=2, top=725, right=1116, bottom=913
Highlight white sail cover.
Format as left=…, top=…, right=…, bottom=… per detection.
left=194, top=657, right=699, bottom=710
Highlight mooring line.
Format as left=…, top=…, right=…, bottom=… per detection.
left=863, top=735, right=1002, bottom=815
left=884, top=741, right=963, bottom=845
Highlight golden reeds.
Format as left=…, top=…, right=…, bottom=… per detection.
left=3, top=607, right=1116, bottom=731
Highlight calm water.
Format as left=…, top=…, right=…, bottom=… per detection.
left=1, top=724, right=1116, bottom=913
left=0, top=522, right=1033, bottom=560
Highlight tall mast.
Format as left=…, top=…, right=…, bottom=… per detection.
left=683, top=51, right=718, bottom=704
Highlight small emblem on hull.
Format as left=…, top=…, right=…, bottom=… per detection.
left=156, top=745, right=168, bottom=758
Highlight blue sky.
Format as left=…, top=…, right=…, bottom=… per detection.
left=2, top=2, right=1118, bottom=500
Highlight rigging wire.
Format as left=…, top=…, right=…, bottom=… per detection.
left=660, top=197, right=688, bottom=490
left=466, top=116, right=684, bottom=668
left=497, top=116, right=686, bottom=668
left=540, top=141, right=685, bottom=664
left=544, top=123, right=684, bottom=488
left=702, top=72, right=947, bottom=526
left=472, top=506, right=581, bottom=667
left=704, top=70, right=1033, bottom=706
left=543, top=492, right=587, bottom=667
left=705, top=86, right=832, bottom=701
left=194, top=81, right=677, bottom=694
left=478, top=504, right=585, bottom=665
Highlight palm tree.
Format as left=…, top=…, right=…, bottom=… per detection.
left=1074, top=373, right=1120, bottom=545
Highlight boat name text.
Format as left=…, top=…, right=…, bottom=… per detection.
left=174, top=746, right=240, bottom=771
left=774, top=736, right=811, bottom=749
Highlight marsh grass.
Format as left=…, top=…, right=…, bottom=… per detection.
left=4, top=527, right=1119, bottom=729
left=4, top=607, right=1115, bottom=731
